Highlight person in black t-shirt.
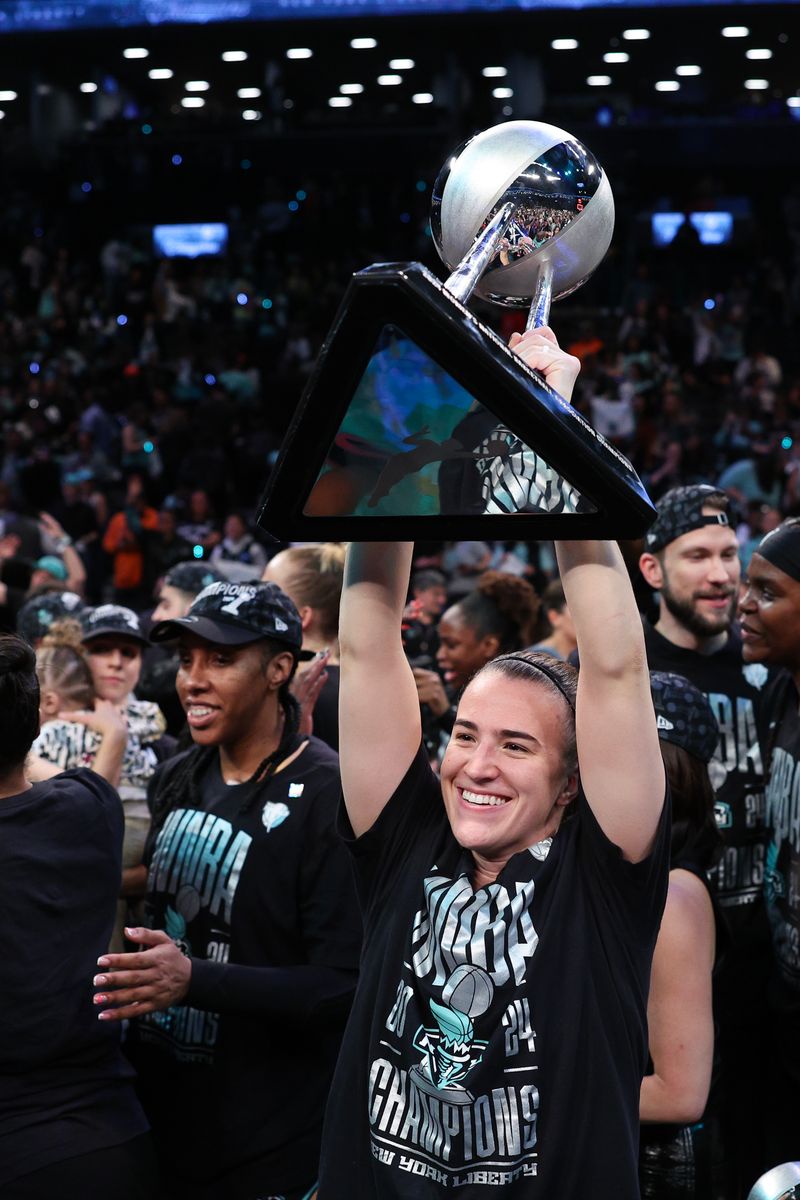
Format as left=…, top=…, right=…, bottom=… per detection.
left=638, top=482, right=772, bottom=1197
left=319, top=326, right=669, bottom=1200
left=0, top=634, right=157, bottom=1200
left=737, top=519, right=800, bottom=1167
left=93, top=580, right=362, bottom=1200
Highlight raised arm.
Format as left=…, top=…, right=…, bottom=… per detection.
left=339, top=542, right=422, bottom=837
left=556, top=538, right=664, bottom=861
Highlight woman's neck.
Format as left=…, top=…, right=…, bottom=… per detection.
left=0, top=765, right=32, bottom=800
left=302, top=631, right=340, bottom=665
left=218, top=703, right=287, bottom=783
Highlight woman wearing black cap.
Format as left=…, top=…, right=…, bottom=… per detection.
left=639, top=671, right=725, bottom=1200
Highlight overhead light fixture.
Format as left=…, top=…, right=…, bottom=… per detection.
left=412, top=93, right=434, bottom=104
left=675, top=65, right=702, bottom=76
left=237, top=87, right=261, bottom=98
left=80, top=82, right=98, bottom=93
left=603, top=52, right=630, bottom=63
left=377, top=74, right=402, bottom=85
left=492, top=87, right=513, bottom=99
left=482, top=66, right=507, bottom=77
left=551, top=39, right=579, bottom=50
left=746, top=48, right=773, bottom=60
left=181, top=97, right=205, bottom=108
left=744, top=78, right=769, bottom=89
left=221, top=51, right=248, bottom=62
left=389, top=59, right=414, bottom=70
left=286, top=48, right=313, bottom=59
left=149, top=68, right=173, bottom=79
left=329, top=96, right=352, bottom=107
left=351, top=37, right=377, bottom=49
left=242, top=109, right=262, bottom=119
left=622, top=29, right=650, bottom=40
left=0, top=111, right=4, bottom=120
left=787, top=97, right=800, bottom=108
left=340, top=84, right=364, bottom=94
left=0, top=90, right=18, bottom=101
left=655, top=80, right=680, bottom=91
left=722, top=26, right=749, bottom=37
left=185, top=81, right=210, bottom=92
left=123, top=47, right=149, bottom=59
left=587, top=75, right=612, bottom=86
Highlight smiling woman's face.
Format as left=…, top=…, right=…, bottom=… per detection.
left=440, top=671, right=575, bottom=868
left=85, top=637, right=143, bottom=704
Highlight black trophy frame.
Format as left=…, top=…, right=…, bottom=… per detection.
left=257, top=263, right=656, bottom=541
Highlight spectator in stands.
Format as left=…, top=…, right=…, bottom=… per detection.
left=529, top=581, right=577, bottom=661
left=209, top=510, right=268, bottom=582
left=102, top=474, right=160, bottom=609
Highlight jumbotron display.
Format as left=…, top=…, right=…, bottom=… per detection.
left=0, top=0, right=770, bottom=32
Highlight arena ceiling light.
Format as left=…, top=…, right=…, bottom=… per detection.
left=181, top=96, right=205, bottom=107
left=286, top=48, right=313, bottom=59
left=551, top=39, right=578, bottom=50
left=412, top=93, right=434, bottom=104
left=351, top=37, right=377, bottom=49
left=80, top=82, right=98, bottom=93
left=340, top=83, right=364, bottom=94
left=744, top=78, right=769, bottom=89
left=148, top=68, right=173, bottom=79
left=746, top=49, right=773, bottom=60
left=0, top=90, right=18, bottom=101
left=123, top=47, right=149, bottom=59
left=185, top=80, right=210, bottom=91
left=221, top=50, right=247, bottom=62
left=377, top=74, right=402, bottom=85
left=603, top=52, right=629, bottom=63
left=482, top=67, right=507, bottom=77
left=389, top=59, right=415, bottom=70
left=329, top=96, right=352, bottom=107
left=492, top=87, right=513, bottom=98
left=237, top=87, right=261, bottom=98
left=242, top=108, right=262, bottom=119
left=622, top=29, right=650, bottom=40
left=675, top=65, right=702, bottom=76
left=722, top=26, right=749, bottom=37
left=655, top=80, right=680, bottom=91
left=587, top=75, right=612, bottom=86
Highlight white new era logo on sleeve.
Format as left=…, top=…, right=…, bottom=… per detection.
left=656, top=714, right=674, bottom=731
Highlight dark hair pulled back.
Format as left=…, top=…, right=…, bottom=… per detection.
left=455, top=571, right=541, bottom=652
left=0, top=634, right=41, bottom=770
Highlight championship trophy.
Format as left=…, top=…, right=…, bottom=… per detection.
left=258, top=120, right=656, bottom=541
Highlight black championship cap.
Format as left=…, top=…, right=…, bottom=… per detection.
left=150, top=580, right=314, bottom=659
left=644, top=484, right=729, bottom=554
left=16, top=590, right=84, bottom=646
left=80, top=603, right=150, bottom=646
left=163, top=561, right=222, bottom=595
left=650, top=670, right=719, bottom=764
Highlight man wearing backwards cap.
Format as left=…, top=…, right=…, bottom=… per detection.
left=638, top=483, right=772, bottom=1196
left=738, top=518, right=800, bottom=1165
left=92, top=580, right=361, bottom=1200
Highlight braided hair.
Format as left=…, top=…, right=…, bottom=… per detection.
left=150, top=664, right=301, bottom=832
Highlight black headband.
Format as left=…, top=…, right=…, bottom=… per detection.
left=496, top=653, right=576, bottom=711
left=756, top=524, right=800, bottom=582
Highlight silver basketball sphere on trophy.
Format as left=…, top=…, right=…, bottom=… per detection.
left=431, top=119, right=614, bottom=311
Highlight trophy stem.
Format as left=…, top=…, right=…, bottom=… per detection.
left=444, top=201, right=516, bottom=305
left=525, top=263, right=554, bottom=331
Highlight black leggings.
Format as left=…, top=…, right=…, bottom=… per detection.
left=5, top=1133, right=161, bottom=1200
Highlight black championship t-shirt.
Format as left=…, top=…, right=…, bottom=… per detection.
left=129, top=735, right=361, bottom=1192
left=644, top=623, right=771, bottom=1003
left=319, top=746, right=670, bottom=1199
left=757, top=671, right=800, bottom=1020
left=0, top=769, right=148, bottom=1185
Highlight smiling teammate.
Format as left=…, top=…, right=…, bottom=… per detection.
left=93, top=581, right=361, bottom=1200
left=638, top=485, right=771, bottom=1195
left=318, top=328, right=669, bottom=1199
left=737, top=519, right=800, bottom=1167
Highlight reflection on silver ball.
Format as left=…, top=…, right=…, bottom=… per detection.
left=442, top=963, right=495, bottom=1018
left=431, top=120, right=614, bottom=308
